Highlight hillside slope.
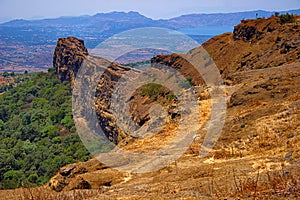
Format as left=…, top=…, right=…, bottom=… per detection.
left=46, top=15, right=300, bottom=199
left=1, top=15, right=300, bottom=199
left=203, top=15, right=300, bottom=79
left=0, top=70, right=90, bottom=190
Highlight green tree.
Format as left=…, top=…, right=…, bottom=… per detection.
left=2, top=71, right=9, bottom=77
left=0, top=149, right=16, bottom=180
left=61, top=115, right=74, bottom=129
left=28, top=173, right=38, bottom=184
left=280, top=13, right=295, bottom=23
left=0, top=70, right=90, bottom=189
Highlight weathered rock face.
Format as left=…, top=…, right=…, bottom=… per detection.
left=53, top=37, right=180, bottom=145
left=53, top=36, right=134, bottom=143
left=233, top=24, right=262, bottom=41
left=94, top=61, right=135, bottom=143
left=53, top=36, right=88, bottom=86
left=232, top=17, right=281, bottom=41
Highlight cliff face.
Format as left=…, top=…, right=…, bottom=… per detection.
left=53, top=37, right=183, bottom=145
left=53, top=36, right=88, bottom=86
left=53, top=36, right=133, bottom=144
left=94, top=61, right=134, bottom=143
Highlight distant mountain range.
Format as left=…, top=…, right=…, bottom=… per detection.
left=0, top=9, right=299, bottom=72
left=165, top=9, right=300, bottom=28
left=1, top=9, right=299, bottom=47
left=2, top=9, right=300, bottom=28
left=0, top=9, right=300, bottom=48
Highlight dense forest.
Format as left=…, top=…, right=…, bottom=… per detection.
left=0, top=68, right=90, bottom=189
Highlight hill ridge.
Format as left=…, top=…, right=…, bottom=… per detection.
left=2, top=9, right=300, bottom=27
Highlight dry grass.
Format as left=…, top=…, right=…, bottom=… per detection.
left=232, top=167, right=300, bottom=199
left=0, top=187, right=105, bottom=200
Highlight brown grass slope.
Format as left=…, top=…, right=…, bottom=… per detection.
left=203, top=15, right=300, bottom=79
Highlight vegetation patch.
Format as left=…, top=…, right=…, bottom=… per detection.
left=140, top=83, right=165, bottom=100
left=279, top=13, right=295, bottom=24
left=0, top=68, right=90, bottom=189
left=179, top=77, right=192, bottom=89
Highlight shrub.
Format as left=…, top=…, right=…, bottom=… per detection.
left=2, top=72, right=9, bottom=77
left=28, top=173, right=38, bottom=184
left=141, top=83, right=164, bottom=100
left=166, top=93, right=177, bottom=101
left=179, top=77, right=192, bottom=89
left=280, top=13, right=295, bottom=24
left=61, top=115, right=74, bottom=129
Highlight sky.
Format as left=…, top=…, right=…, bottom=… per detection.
left=0, top=0, right=300, bottom=22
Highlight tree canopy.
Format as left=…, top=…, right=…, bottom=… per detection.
left=0, top=69, right=90, bottom=189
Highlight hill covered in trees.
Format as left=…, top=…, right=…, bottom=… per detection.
left=0, top=68, right=89, bottom=189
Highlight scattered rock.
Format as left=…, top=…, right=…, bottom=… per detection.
left=60, top=164, right=76, bottom=177
left=68, top=177, right=91, bottom=190
left=48, top=174, right=67, bottom=192
left=247, top=90, right=259, bottom=94
left=285, top=151, right=294, bottom=161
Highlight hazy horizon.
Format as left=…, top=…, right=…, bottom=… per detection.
left=0, top=0, right=299, bottom=23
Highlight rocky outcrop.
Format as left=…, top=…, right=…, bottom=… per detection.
left=53, top=36, right=88, bottom=86
left=233, top=22, right=262, bottom=41
left=203, top=15, right=300, bottom=78
left=48, top=158, right=125, bottom=191
left=53, top=36, right=135, bottom=143
left=232, top=17, right=282, bottom=41
left=53, top=37, right=181, bottom=144
left=94, top=61, right=135, bottom=143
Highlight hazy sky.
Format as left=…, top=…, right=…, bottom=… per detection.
left=0, top=0, right=299, bottom=21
